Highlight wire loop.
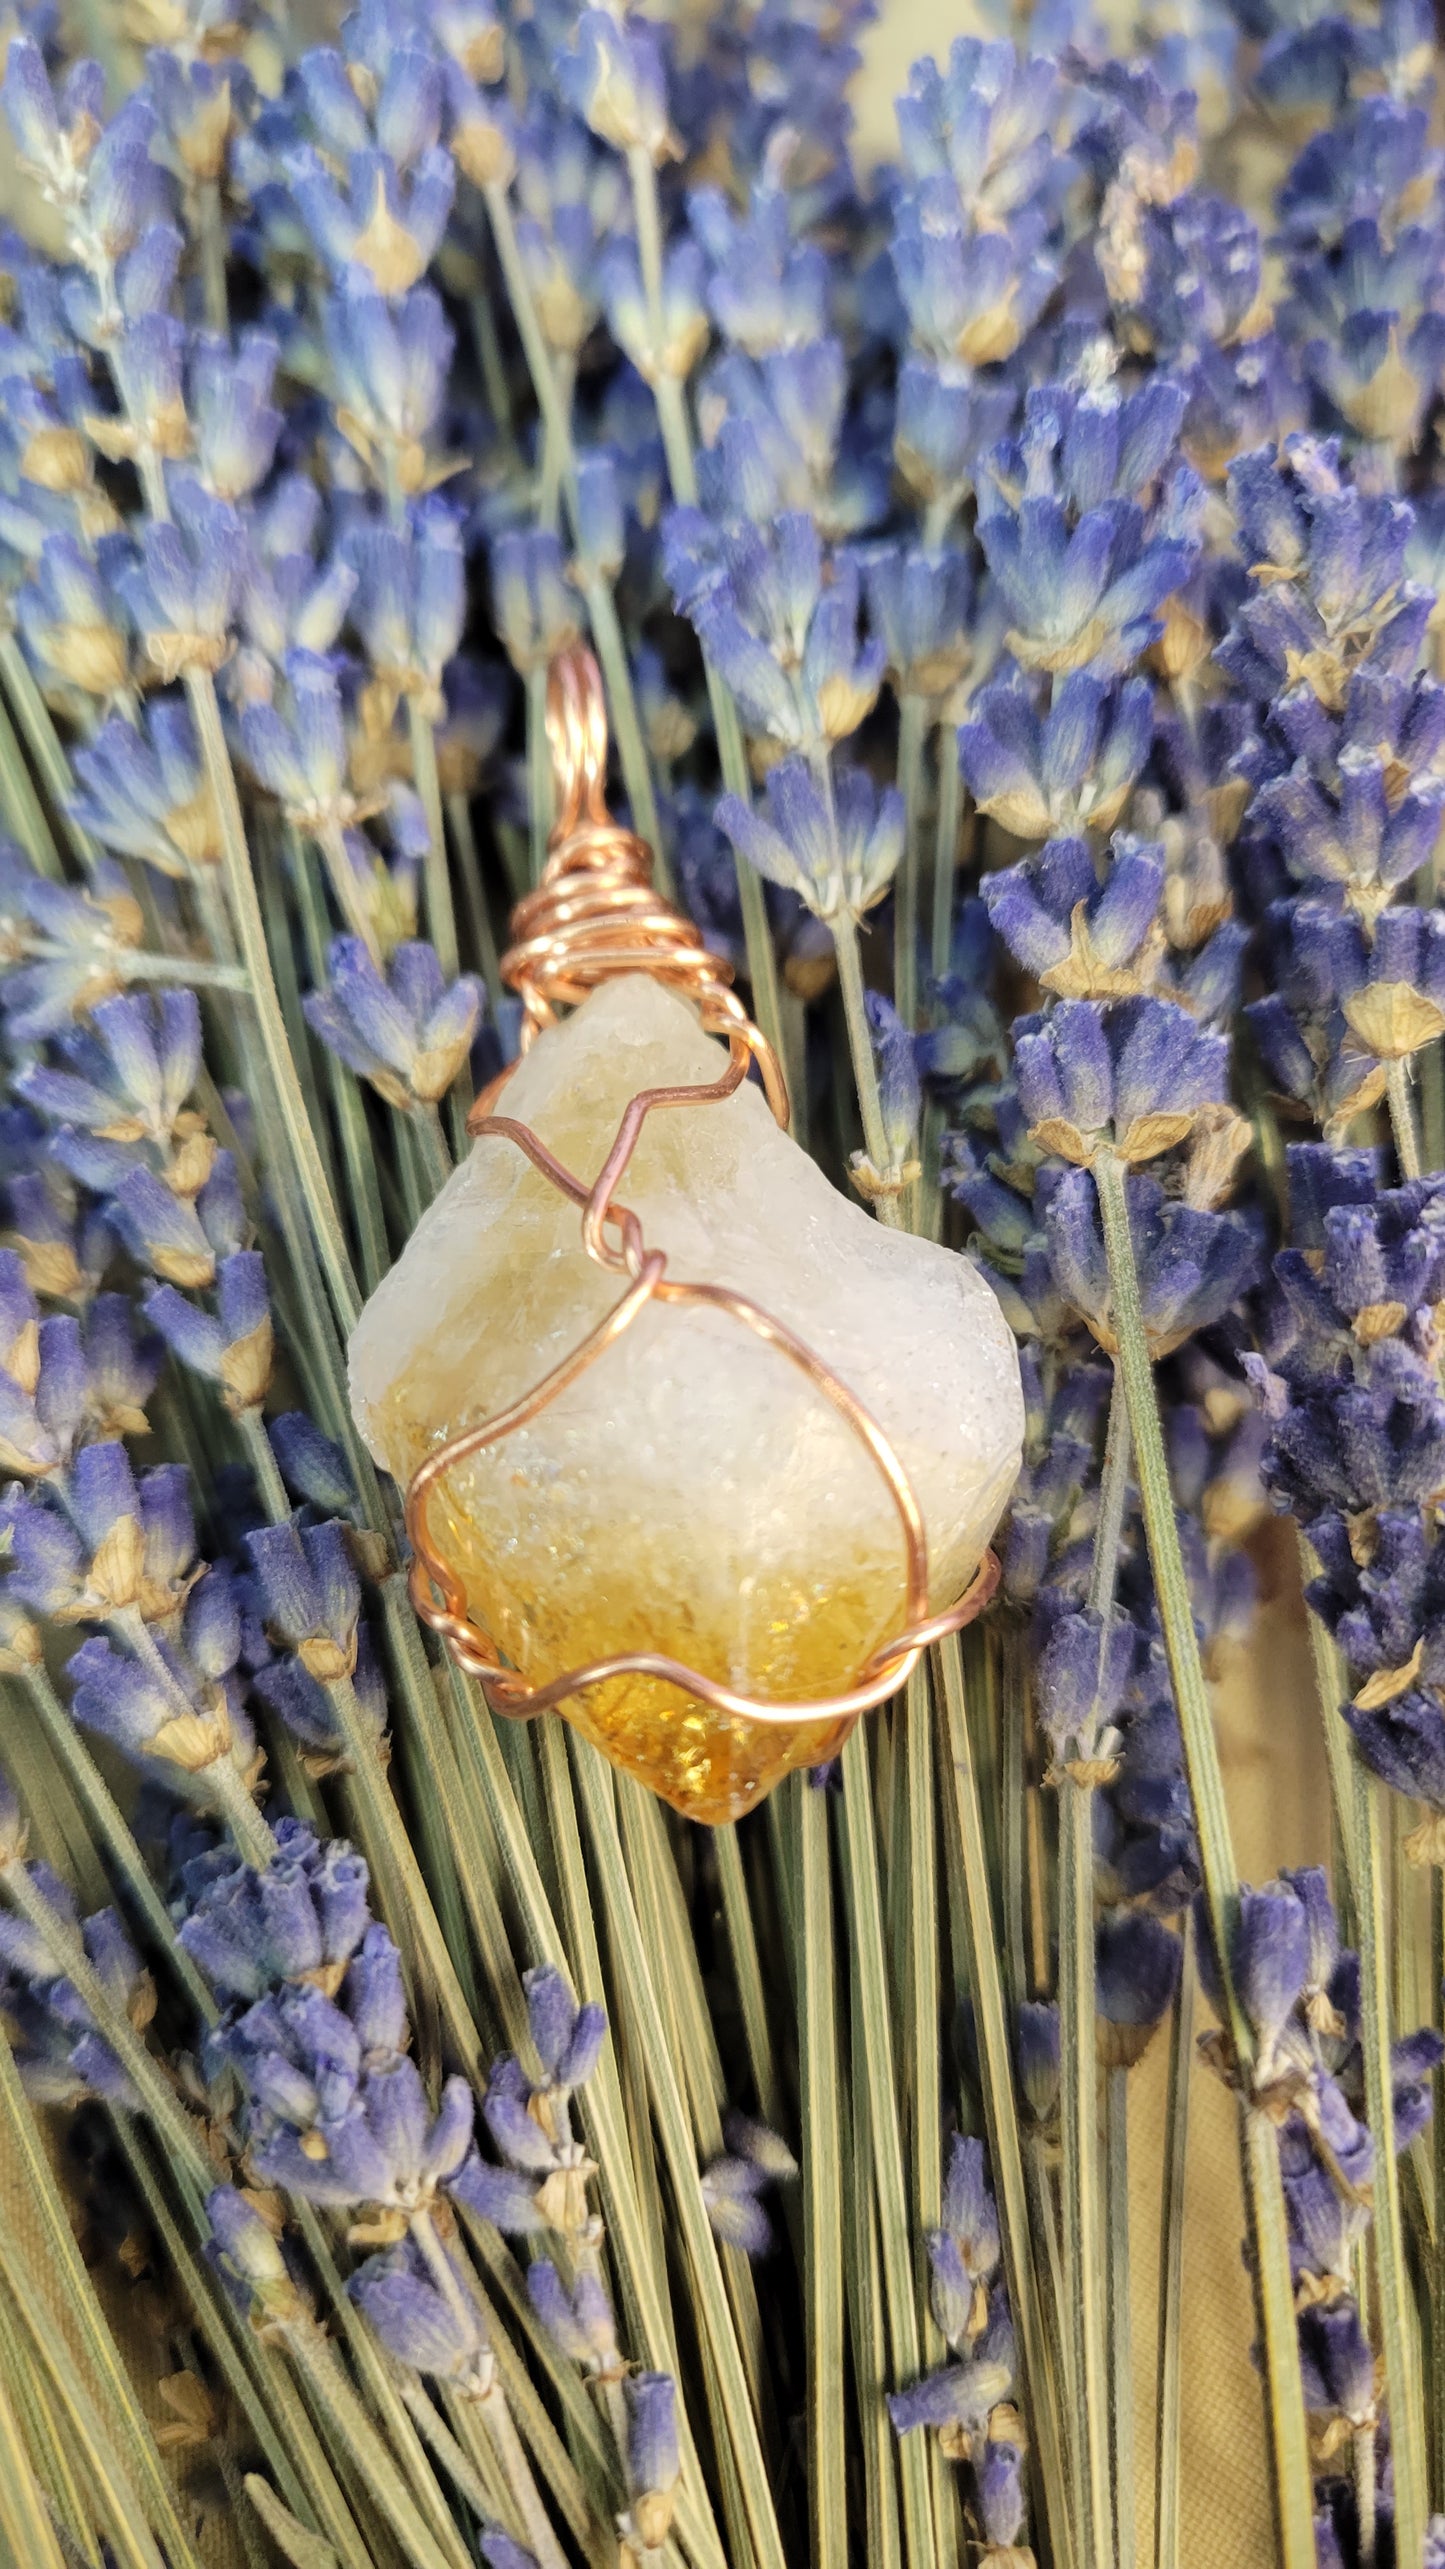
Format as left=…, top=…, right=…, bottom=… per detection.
left=405, top=642, right=998, bottom=1733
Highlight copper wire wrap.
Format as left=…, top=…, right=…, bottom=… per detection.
left=404, top=642, right=999, bottom=1729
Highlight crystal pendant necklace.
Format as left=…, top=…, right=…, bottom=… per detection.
left=349, top=646, right=1021, bottom=1822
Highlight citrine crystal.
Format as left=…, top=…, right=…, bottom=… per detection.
left=350, top=976, right=1023, bottom=1822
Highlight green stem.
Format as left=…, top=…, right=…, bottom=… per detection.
left=185, top=670, right=361, bottom=1336
left=282, top=2326, right=468, bottom=2569
left=1434, top=1862, right=1445, bottom=2511
left=846, top=1969, right=904, bottom=2569
left=832, top=908, right=903, bottom=1227
left=713, top=1823, right=779, bottom=2127
left=1060, top=1776, right=1112, bottom=2569
left=446, top=790, right=507, bottom=1016
left=111, top=2116, right=367, bottom=2565
left=903, top=1666, right=942, bottom=2356
left=1297, top=1531, right=1361, bottom=1905
left=289, top=827, right=392, bottom=1298
left=18, top=1667, right=217, bottom=2023
left=894, top=693, right=927, bottom=1030
left=1154, top=1915, right=1193, bottom=2569
left=411, top=2211, right=568, bottom=2569
left=1388, top=1056, right=1423, bottom=1180
left=0, top=682, right=62, bottom=877
left=0, top=633, right=101, bottom=871
left=930, top=740, right=961, bottom=986
left=1106, top=2068, right=1133, bottom=2569
left=195, top=178, right=229, bottom=333
left=237, top=1405, right=291, bottom=1525
left=1092, top=1145, right=1315, bottom=2568
left=112, top=949, right=250, bottom=990
left=798, top=1776, right=846, bottom=2568
left=408, top=697, right=463, bottom=989
left=323, top=1675, right=482, bottom=2082
left=936, top=1633, right=1074, bottom=2569
left=1420, top=1041, right=1445, bottom=1177
left=618, top=149, right=786, bottom=1077
left=838, top=1728, right=935, bottom=2569
left=0, top=2350, right=67, bottom=2569
left=316, top=814, right=383, bottom=960
left=0, top=2025, right=201, bottom=2564
left=1354, top=2424, right=1378, bottom=2569
left=581, top=571, right=668, bottom=892
left=526, top=663, right=553, bottom=885
left=415, top=1102, right=455, bottom=1201
left=1353, top=1760, right=1427, bottom=2567
left=571, top=1746, right=787, bottom=2569
left=0, top=1862, right=211, bottom=2200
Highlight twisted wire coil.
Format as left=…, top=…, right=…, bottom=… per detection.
left=405, top=643, right=999, bottom=1733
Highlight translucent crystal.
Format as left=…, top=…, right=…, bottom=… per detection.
left=350, top=976, right=1023, bottom=1822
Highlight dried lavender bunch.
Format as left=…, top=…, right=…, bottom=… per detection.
left=1, top=2, right=1445, bottom=2567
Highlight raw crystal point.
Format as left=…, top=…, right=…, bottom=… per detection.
left=350, top=976, right=1023, bottom=1822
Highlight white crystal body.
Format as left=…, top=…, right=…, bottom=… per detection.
left=350, top=976, right=1023, bottom=1818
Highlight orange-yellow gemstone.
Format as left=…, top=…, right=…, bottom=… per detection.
left=349, top=976, right=1022, bottom=1822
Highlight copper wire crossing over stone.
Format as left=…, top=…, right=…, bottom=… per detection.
left=378, top=644, right=1005, bottom=1806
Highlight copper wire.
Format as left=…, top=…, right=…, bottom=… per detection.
left=405, top=642, right=999, bottom=1732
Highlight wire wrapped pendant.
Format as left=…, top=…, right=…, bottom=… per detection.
left=349, top=646, right=1022, bottom=1822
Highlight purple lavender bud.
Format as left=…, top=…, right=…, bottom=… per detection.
left=1235, top=1882, right=1311, bottom=2053
left=247, top=1520, right=360, bottom=1673
left=717, top=756, right=903, bottom=921
left=526, top=2258, right=596, bottom=2367
left=1035, top=1608, right=1136, bottom=1762
left=625, top=2371, right=679, bottom=2545
left=572, top=451, right=626, bottom=583
left=268, top=1414, right=355, bottom=1515
left=982, top=831, right=1163, bottom=985
left=111, top=1167, right=215, bottom=1290
left=483, top=2056, right=560, bottom=2176
left=978, top=2437, right=1027, bottom=2546
left=1095, top=1912, right=1182, bottom=2068
left=192, top=333, right=282, bottom=503
left=490, top=530, right=579, bottom=673
left=2, top=38, right=62, bottom=166
left=894, top=361, right=1014, bottom=509
left=179, top=1824, right=370, bottom=2001
left=71, top=704, right=217, bottom=879
left=864, top=994, right=922, bottom=1169
left=886, top=2354, right=1011, bottom=2438
left=345, top=1922, right=410, bottom=2059
left=1046, top=1169, right=1257, bottom=1358
left=114, top=486, right=247, bottom=684
left=940, top=2134, right=1001, bottom=2283
left=523, top=1964, right=599, bottom=2087
left=304, top=936, right=482, bottom=1110
left=480, top=2539, right=539, bottom=2569
left=449, top=2154, right=549, bottom=2236
left=206, top=2185, right=290, bottom=2295
left=1016, top=2000, right=1060, bottom=2124
left=350, top=2234, right=483, bottom=2382
left=559, top=10, right=676, bottom=162
left=1391, top=2025, right=1445, bottom=2147
left=700, top=2154, right=773, bottom=2255
left=66, top=1633, right=182, bottom=1760
left=1297, top=2299, right=1376, bottom=2425
left=721, top=2114, right=797, bottom=2181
